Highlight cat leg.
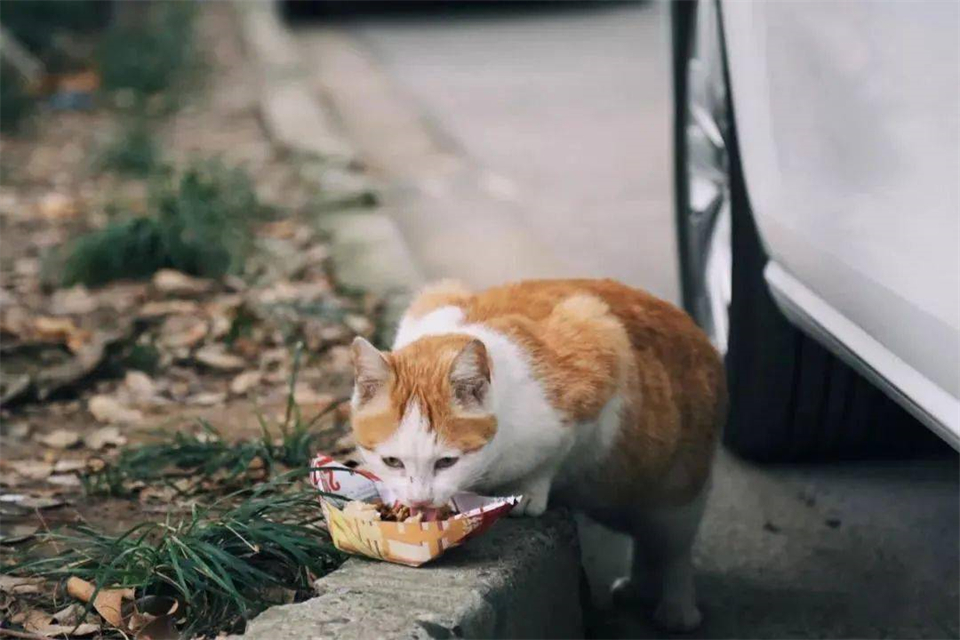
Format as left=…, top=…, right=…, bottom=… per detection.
left=613, top=490, right=707, bottom=632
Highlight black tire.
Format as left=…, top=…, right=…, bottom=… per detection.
left=672, top=1, right=940, bottom=461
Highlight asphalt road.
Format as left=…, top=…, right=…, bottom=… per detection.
left=295, top=2, right=959, bottom=637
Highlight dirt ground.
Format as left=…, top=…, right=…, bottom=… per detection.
left=0, top=6, right=367, bottom=541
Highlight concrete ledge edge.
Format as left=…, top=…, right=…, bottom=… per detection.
left=238, top=511, right=583, bottom=640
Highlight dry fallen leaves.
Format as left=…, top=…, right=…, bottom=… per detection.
left=152, top=269, right=212, bottom=297
left=52, top=459, right=87, bottom=473
left=0, top=575, right=44, bottom=595
left=0, top=494, right=66, bottom=510
left=88, top=394, right=143, bottom=425
left=6, top=460, right=53, bottom=480
left=84, top=425, right=127, bottom=450
left=46, top=474, right=82, bottom=488
left=229, top=370, right=261, bottom=396
left=186, top=391, right=227, bottom=407
left=194, top=345, right=246, bottom=371
left=32, top=316, right=92, bottom=353
left=158, top=313, right=208, bottom=349
left=16, top=606, right=100, bottom=637
left=124, top=370, right=158, bottom=401
left=38, top=429, right=81, bottom=450
left=37, top=192, right=78, bottom=221
left=49, top=285, right=98, bottom=315
left=66, top=577, right=178, bottom=640
left=138, top=299, right=201, bottom=319
left=67, top=576, right=134, bottom=630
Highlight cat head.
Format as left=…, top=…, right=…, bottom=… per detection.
left=349, top=334, right=498, bottom=507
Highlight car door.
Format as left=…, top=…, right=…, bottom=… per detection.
left=720, top=1, right=960, bottom=433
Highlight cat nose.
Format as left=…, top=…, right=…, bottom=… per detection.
left=407, top=499, right=432, bottom=508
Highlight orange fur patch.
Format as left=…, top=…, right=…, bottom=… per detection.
left=400, top=278, right=727, bottom=508
left=352, top=403, right=400, bottom=450
left=351, top=334, right=498, bottom=452
left=390, top=335, right=497, bottom=452
left=406, top=280, right=473, bottom=319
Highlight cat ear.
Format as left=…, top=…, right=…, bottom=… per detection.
left=351, top=337, right=390, bottom=405
left=450, top=339, right=491, bottom=409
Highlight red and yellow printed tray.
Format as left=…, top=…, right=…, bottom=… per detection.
left=310, top=454, right=519, bottom=567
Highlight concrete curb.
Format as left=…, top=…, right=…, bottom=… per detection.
left=234, top=8, right=586, bottom=639
left=240, top=512, right=583, bottom=640
left=314, top=211, right=424, bottom=347
left=235, top=1, right=354, bottom=165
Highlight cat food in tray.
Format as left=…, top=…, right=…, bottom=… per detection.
left=311, top=454, right=519, bottom=567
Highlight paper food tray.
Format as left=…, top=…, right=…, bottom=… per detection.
left=310, top=454, right=519, bottom=567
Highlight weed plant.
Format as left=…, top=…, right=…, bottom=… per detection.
left=61, top=159, right=266, bottom=286
left=8, top=350, right=351, bottom=636
left=84, top=346, right=347, bottom=497
left=10, top=475, right=345, bottom=636
left=97, top=2, right=199, bottom=101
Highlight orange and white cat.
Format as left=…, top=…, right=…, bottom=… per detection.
left=350, top=279, right=726, bottom=630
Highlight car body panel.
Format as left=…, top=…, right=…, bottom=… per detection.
left=720, top=1, right=960, bottom=438
left=766, top=262, right=960, bottom=447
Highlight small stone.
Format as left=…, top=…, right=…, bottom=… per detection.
left=152, top=269, right=212, bottom=296
left=39, top=429, right=81, bottom=450
left=194, top=345, right=246, bottom=371
left=230, top=370, right=262, bottom=395
left=88, top=395, right=143, bottom=424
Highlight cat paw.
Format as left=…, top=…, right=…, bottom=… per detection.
left=652, top=599, right=702, bottom=633
left=509, top=490, right=549, bottom=517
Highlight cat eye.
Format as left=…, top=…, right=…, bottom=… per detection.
left=382, top=456, right=404, bottom=469
left=434, top=457, right=459, bottom=471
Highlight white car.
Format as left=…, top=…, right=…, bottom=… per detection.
left=672, top=1, right=959, bottom=459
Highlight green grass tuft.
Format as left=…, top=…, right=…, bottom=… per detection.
left=82, top=401, right=347, bottom=498
left=97, top=2, right=199, bottom=100
left=10, top=475, right=346, bottom=637
left=61, top=159, right=267, bottom=287
left=60, top=216, right=167, bottom=287
left=84, top=346, right=348, bottom=498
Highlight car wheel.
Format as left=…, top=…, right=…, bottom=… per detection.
left=672, top=1, right=937, bottom=460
